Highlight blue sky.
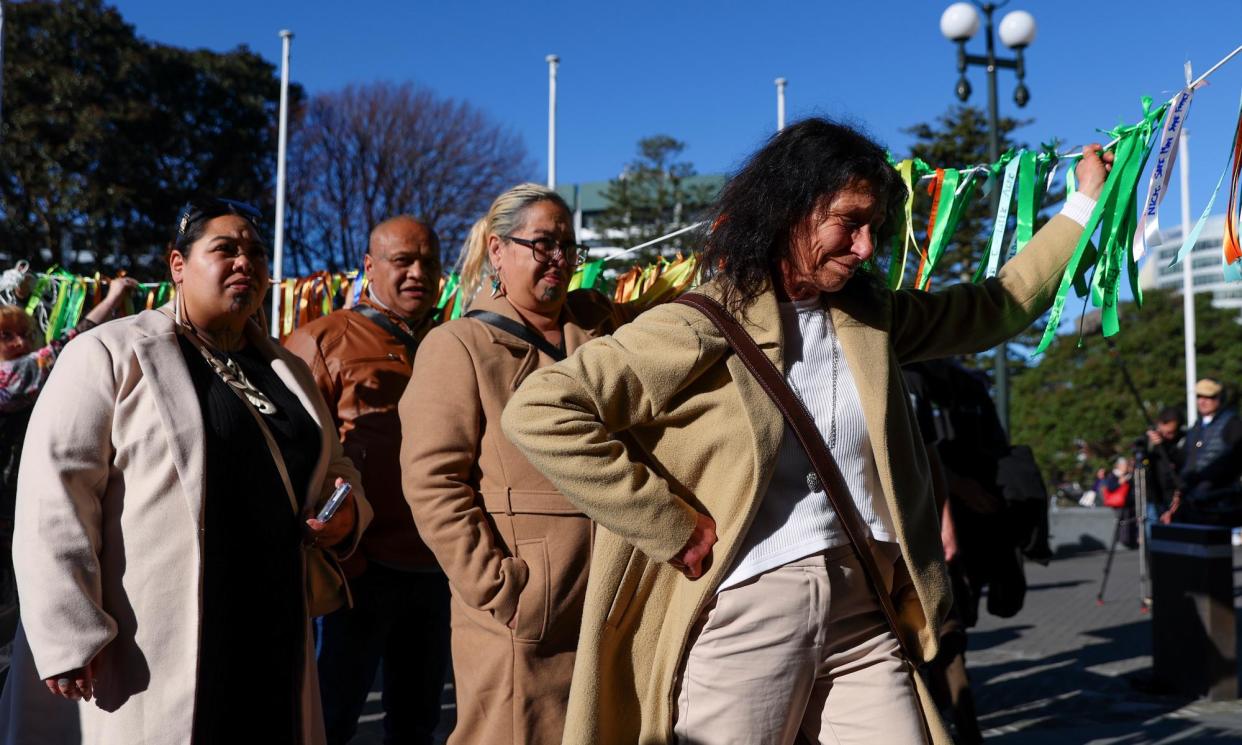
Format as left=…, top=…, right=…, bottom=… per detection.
left=114, top=0, right=1241, bottom=219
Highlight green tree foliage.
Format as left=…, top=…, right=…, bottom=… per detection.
left=1010, top=289, right=1242, bottom=486
left=598, top=135, right=718, bottom=261
left=0, top=0, right=293, bottom=276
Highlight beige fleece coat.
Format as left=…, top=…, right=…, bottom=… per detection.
left=502, top=214, right=1086, bottom=744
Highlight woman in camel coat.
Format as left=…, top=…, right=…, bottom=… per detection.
left=400, top=183, right=635, bottom=745
left=502, top=121, right=1113, bottom=744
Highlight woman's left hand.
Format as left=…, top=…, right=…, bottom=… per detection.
left=304, top=477, right=356, bottom=550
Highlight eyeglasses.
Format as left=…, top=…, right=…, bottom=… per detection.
left=505, top=235, right=588, bottom=267
left=176, top=198, right=263, bottom=237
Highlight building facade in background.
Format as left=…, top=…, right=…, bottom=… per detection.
left=1139, top=215, right=1242, bottom=315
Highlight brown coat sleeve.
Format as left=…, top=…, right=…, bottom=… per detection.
left=889, top=213, right=1085, bottom=362
left=502, top=304, right=722, bottom=562
left=282, top=326, right=340, bottom=425
left=398, top=326, right=528, bottom=624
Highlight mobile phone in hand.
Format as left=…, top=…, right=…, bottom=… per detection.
left=316, top=482, right=352, bottom=523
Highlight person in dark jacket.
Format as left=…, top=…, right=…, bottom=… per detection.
left=1163, top=378, right=1242, bottom=525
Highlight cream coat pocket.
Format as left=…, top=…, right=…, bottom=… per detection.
left=512, top=538, right=550, bottom=642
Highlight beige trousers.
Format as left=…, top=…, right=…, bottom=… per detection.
left=673, top=543, right=928, bottom=745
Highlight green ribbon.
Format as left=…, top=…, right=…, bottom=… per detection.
left=44, top=270, right=77, bottom=343
left=575, top=259, right=606, bottom=291
left=436, top=273, right=460, bottom=312
left=918, top=168, right=980, bottom=289
left=1034, top=97, right=1166, bottom=355
left=1013, top=150, right=1039, bottom=255
left=24, top=266, right=56, bottom=317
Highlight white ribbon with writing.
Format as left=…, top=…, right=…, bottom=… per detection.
left=1134, top=87, right=1194, bottom=261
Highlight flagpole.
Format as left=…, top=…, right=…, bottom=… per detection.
left=775, top=77, right=787, bottom=131
left=1179, top=126, right=1197, bottom=426
left=546, top=54, right=559, bottom=189
left=271, top=29, right=293, bottom=337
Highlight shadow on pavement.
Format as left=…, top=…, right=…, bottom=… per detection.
left=971, top=617, right=1239, bottom=743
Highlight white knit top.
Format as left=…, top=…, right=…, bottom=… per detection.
left=720, top=296, right=895, bottom=590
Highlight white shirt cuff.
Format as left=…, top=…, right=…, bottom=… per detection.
left=1059, top=191, right=1097, bottom=228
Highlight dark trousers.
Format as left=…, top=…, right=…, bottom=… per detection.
left=317, top=565, right=451, bottom=745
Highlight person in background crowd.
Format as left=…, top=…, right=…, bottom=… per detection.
left=1101, top=456, right=1137, bottom=549
left=285, top=216, right=450, bottom=745
left=0, top=197, right=369, bottom=745
left=903, top=360, right=983, bottom=745
left=398, top=183, right=640, bottom=745
left=501, top=121, right=1112, bottom=745
left=1163, top=378, right=1242, bottom=525
left=1143, top=406, right=1184, bottom=536
left=0, top=276, right=138, bottom=693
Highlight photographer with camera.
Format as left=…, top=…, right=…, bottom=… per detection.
left=1142, top=407, right=1185, bottom=536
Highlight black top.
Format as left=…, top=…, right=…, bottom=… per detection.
left=178, top=335, right=321, bottom=745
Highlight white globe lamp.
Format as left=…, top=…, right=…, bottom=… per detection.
left=999, top=10, right=1037, bottom=49
left=940, top=3, right=980, bottom=42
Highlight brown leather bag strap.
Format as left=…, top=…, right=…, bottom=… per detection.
left=675, top=292, right=915, bottom=662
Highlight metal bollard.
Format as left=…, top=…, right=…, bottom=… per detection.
left=1149, top=523, right=1237, bottom=700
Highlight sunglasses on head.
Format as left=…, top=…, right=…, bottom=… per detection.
left=176, top=198, right=263, bottom=237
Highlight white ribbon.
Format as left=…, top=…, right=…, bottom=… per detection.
left=985, top=156, right=1022, bottom=278
left=1134, top=87, right=1194, bottom=261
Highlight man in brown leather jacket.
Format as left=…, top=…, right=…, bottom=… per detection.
left=284, top=216, right=447, bottom=745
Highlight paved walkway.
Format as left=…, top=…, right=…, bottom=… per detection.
left=967, top=546, right=1242, bottom=744
left=349, top=547, right=1242, bottom=744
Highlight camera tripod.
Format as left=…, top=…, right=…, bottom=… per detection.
left=1096, top=452, right=1151, bottom=612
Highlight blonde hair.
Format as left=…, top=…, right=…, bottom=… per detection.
left=457, top=183, right=571, bottom=306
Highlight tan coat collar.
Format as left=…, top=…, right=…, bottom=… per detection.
left=465, top=292, right=603, bottom=356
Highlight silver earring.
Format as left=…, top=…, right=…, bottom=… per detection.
left=490, top=275, right=503, bottom=298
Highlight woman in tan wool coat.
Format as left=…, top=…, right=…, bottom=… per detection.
left=503, top=120, right=1114, bottom=745
left=399, top=183, right=638, bottom=745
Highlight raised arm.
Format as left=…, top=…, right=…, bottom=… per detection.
left=891, top=145, right=1112, bottom=363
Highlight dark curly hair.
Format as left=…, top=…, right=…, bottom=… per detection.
left=700, top=117, right=907, bottom=312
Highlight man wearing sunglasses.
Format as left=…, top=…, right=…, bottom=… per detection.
left=285, top=215, right=448, bottom=745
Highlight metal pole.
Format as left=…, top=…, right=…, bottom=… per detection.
left=775, top=77, right=787, bottom=131
left=546, top=54, right=559, bottom=189
left=982, top=4, right=1009, bottom=434
left=1179, top=128, right=1197, bottom=426
left=271, top=29, right=293, bottom=338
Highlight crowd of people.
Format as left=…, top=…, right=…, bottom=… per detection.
left=0, top=119, right=1120, bottom=744
left=1087, top=379, right=1242, bottom=547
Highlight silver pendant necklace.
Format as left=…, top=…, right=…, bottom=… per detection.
left=788, top=321, right=839, bottom=493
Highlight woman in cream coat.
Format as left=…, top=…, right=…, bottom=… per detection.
left=0, top=198, right=370, bottom=744
left=503, top=120, right=1112, bottom=744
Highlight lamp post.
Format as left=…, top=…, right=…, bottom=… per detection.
left=940, top=1, right=1036, bottom=434
left=271, top=29, right=293, bottom=338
